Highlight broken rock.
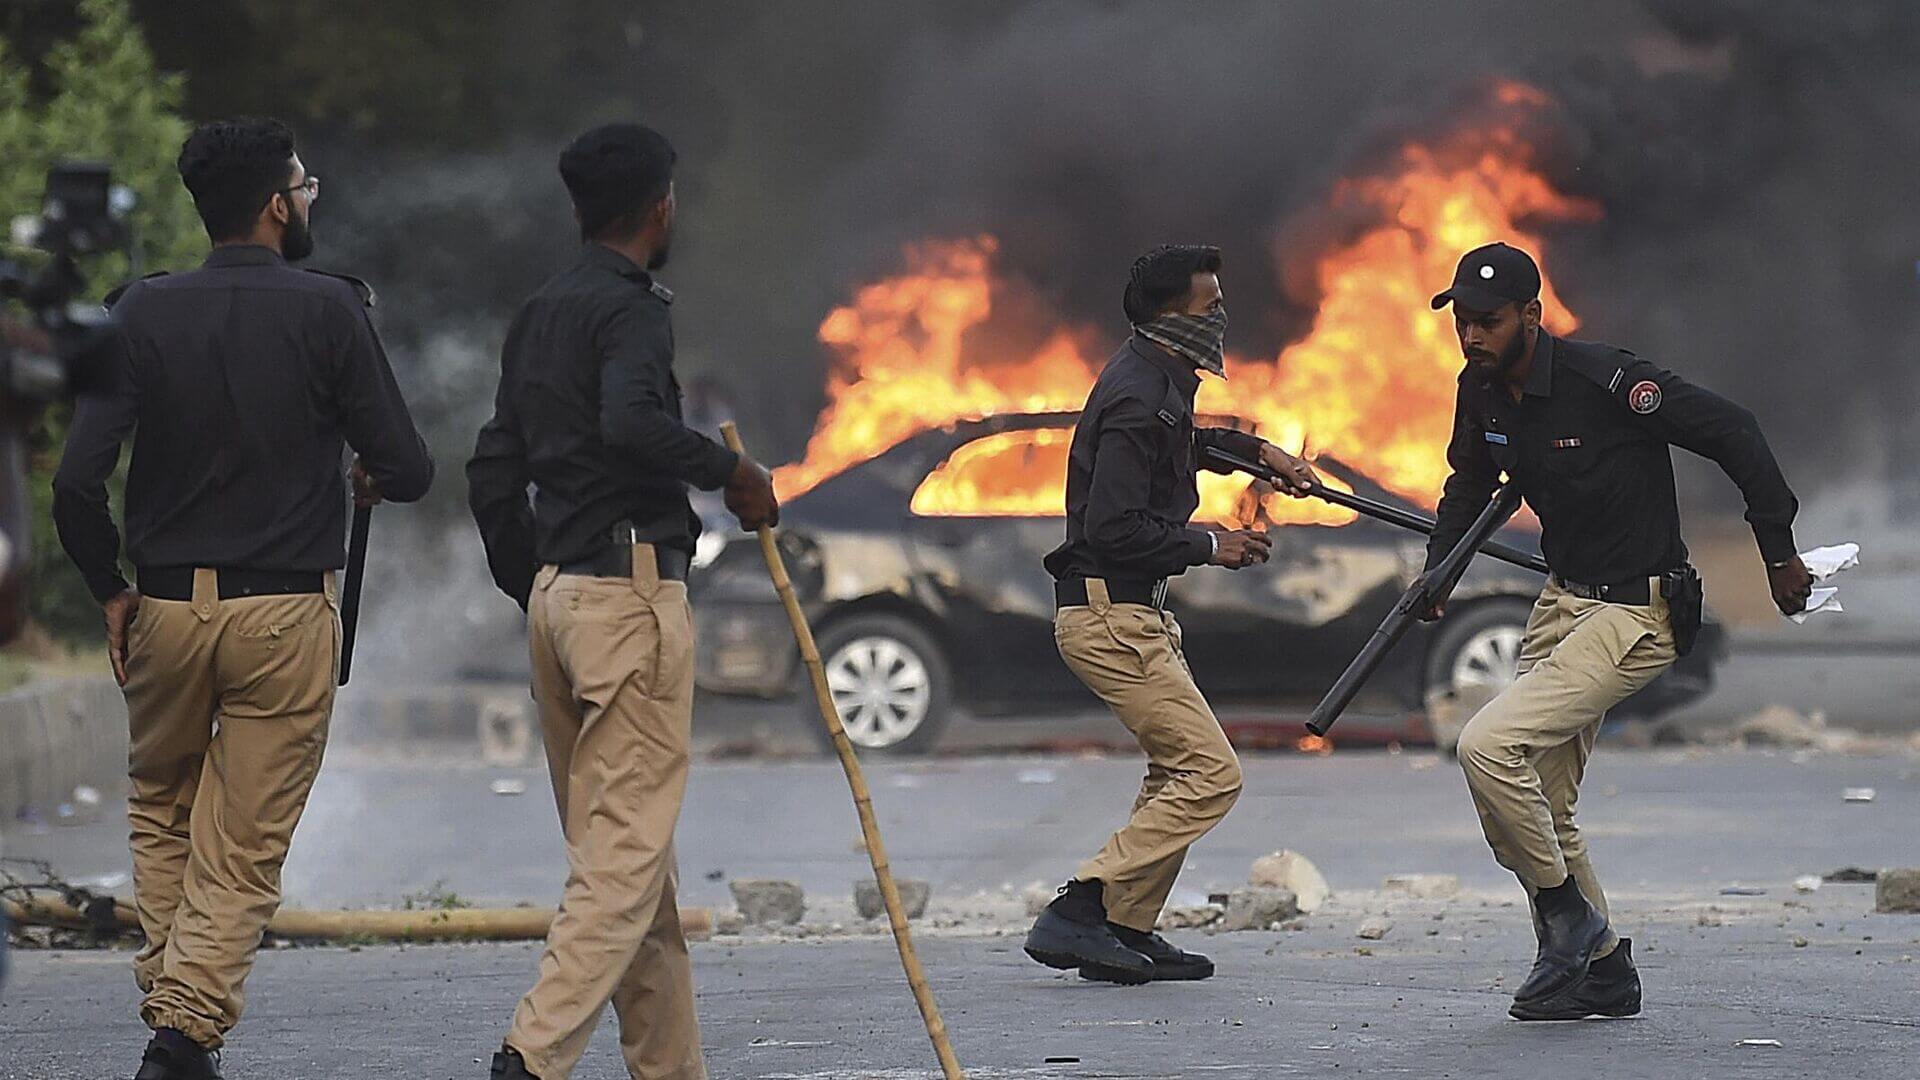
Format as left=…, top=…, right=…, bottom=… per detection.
left=1249, top=851, right=1330, bottom=913
left=1382, top=873, right=1460, bottom=900
left=1356, top=917, right=1393, bottom=940
left=1222, top=887, right=1300, bottom=931
left=1158, top=904, right=1225, bottom=931
left=854, top=879, right=930, bottom=921
left=729, top=879, right=805, bottom=926
left=1874, top=868, right=1920, bottom=914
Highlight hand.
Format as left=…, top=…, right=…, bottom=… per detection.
left=103, top=588, right=141, bottom=687
left=1767, top=555, right=1814, bottom=616
left=1209, top=528, right=1272, bottom=570
left=724, top=456, right=780, bottom=531
left=349, top=457, right=383, bottom=508
left=1258, top=443, right=1318, bottom=497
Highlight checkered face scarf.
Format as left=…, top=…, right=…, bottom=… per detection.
left=1135, top=307, right=1228, bottom=376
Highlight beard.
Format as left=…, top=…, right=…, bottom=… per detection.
left=1466, top=327, right=1529, bottom=383
left=281, top=207, right=314, bottom=262
left=646, top=231, right=671, bottom=271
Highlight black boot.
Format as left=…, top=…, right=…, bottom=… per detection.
left=491, top=1046, right=541, bottom=1079
left=1512, top=876, right=1610, bottom=1004
left=1082, top=924, right=1214, bottom=982
left=132, top=1029, right=222, bottom=1080
left=1510, top=937, right=1643, bottom=1020
left=1023, top=879, right=1154, bottom=984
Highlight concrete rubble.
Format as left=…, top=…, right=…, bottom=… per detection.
left=1221, top=887, right=1300, bottom=932
left=854, top=878, right=930, bottom=920
left=1249, top=850, right=1329, bottom=913
left=1874, top=868, right=1920, bottom=913
left=728, top=879, right=805, bottom=926
left=1356, top=917, right=1393, bottom=940
left=1382, top=873, right=1461, bottom=899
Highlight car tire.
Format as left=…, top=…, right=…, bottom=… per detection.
left=1421, top=599, right=1533, bottom=755
left=803, top=614, right=954, bottom=756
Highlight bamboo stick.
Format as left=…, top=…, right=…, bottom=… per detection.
left=721, top=422, right=966, bottom=1080
left=2, top=897, right=711, bottom=943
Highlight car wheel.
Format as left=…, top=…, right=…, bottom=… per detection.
left=805, top=614, right=953, bottom=756
left=1421, top=599, right=1532, bottom=754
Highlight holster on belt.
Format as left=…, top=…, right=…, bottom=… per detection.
left=1661, top=564, right=1704, bottom=657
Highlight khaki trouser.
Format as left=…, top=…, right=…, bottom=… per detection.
left=1055, top=580, right=1243, bottom=932
left=505, top=549, right=705, bottom=1080
left=122, top=569, right=338, bottom=1048
left=1457, top=578, right=1677, bottom=953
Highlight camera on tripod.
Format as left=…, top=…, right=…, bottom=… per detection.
left=0, top=161, right=138, bottom=402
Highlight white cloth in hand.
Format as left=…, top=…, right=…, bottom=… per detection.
left=1785, top=542, right=1859, bottom=623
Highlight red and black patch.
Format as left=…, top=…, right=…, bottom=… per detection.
left=1627, top=380, right=1662, bottom=415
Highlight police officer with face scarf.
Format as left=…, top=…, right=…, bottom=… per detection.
left=1025, top=244, right=1318, bottom=984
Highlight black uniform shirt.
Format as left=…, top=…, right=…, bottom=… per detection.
left=1044, top=335, right=1264, bottom=584
left=1427, top=332, right=1799, bottom=584
left=52, top=245, right=435, bottom=604
left=467, top=244, right=739, bottom=609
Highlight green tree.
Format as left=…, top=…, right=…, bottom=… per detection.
left=1, top=0, right=203, bottom=645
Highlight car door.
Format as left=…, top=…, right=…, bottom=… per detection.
left=901, top=425, right=1086, bottom=709
left=1169, top=466, right=1418, bottom=705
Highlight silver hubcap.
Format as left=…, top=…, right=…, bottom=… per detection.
left=1450, top=624, right=1525, bottom=694
left=825, top=636, right=932, bottom=749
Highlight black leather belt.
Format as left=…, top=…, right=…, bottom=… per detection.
left=1552, top=574, right=1657, bottom=605
left=1054, top=576, right=1168, bottom=609
left=557, top=543, right=690, bottom=582
left=138, top=566, right=325, bottom=602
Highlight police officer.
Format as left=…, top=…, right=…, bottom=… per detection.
left=52, top=119, right=434, bottom=1079
left=1025, top=245, right=1318, bottom=983
left=467, top=123, right=778, bottom=1080
left=1423, top=242, right=1813, bottom=1020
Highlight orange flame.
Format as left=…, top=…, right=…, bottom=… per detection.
left=773, top=92, right=1600, bottom=526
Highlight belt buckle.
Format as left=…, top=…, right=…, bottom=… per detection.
left=1151, top=580, right=1169, bottom=609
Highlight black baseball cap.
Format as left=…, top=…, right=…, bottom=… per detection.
left=1430, top=242, right=1541, bottom=312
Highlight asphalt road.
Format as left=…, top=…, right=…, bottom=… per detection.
left=6, top=748, right=1920, bottom=1078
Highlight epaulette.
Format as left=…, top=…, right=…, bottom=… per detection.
left=1153, top=375, right=1187, bottom=428
left=304, top=268, right=376, bottom=309
left=647, top=280, right=674, bottom=305
left=1556, top=338, right=1641, bottom=394
left=103, top=270, right=169, bottom=310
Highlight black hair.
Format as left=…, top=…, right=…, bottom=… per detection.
left=176, top=119, right=298, bottom=242
left=559, top=123, right=676, bottom=243
left=1123, top=244, right=1223, bottom=324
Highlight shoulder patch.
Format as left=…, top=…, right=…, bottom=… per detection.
left=648, top=280, right=675, bottom=305
left=1626, top=379, right=1662, bottom=414
left=303, top=269, right=376, bottom=309
left=103, top=270, right=169, bottom=310
left=1154, top=380, right=1187, bottom=428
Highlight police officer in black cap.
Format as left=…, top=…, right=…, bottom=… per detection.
left=1423, top=242, right=1813, bottom=1020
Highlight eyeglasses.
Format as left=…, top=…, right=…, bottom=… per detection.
left=281, top=175, right=320, bottom=202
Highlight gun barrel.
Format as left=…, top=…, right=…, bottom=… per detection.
left=1306, top=484, right=1524, bottom=736
left=1202, top=447, right=1548, bottom=576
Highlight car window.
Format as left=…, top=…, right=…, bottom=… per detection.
left=911, top=428, right=1071, bottom=517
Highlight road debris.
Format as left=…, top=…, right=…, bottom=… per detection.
left=1793, top=875, right=1822, bottom=893
left=1842, top=787, right=1877, bottom=803
left=1720, top=886, right=1766, bottom=896
left=1356, top=917, right=1393, bottom=940
left=1736, top=1039, right=1784, bottom=1049
left=1382, top=873, right=1460, bottom=899
left=855, top=878, right=930, bottom=920
left=1874, top=868, right=1920, bottom=913
left=1824, top=867, right=1878, bottom=883
left=1016, top=767, right=1057, bottom=784
left=488, top=778, right=527, bottom=796
left=1249, top=850, right=1329, bottom=913
left=1222, top=887, right=1300, bottom=931
left=1158, top=904, right=1224, bottom=930
left=729, top=879, right=805, bottom=926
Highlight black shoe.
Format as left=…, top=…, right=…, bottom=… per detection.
left=1513, top=876, right=1611, bottom=1004
left=1081, top=924, right=1214, bottom=982
left=1023, top=880, right=1154, bottom=984
left=1510, top=938, right=1643, bottom=1020
left=132, top=1029, right=222, bottom=1080
left=491, top=1046, right=541, bottom=1079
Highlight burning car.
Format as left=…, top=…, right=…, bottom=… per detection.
left=692, top=411, right=1723, bottom=754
